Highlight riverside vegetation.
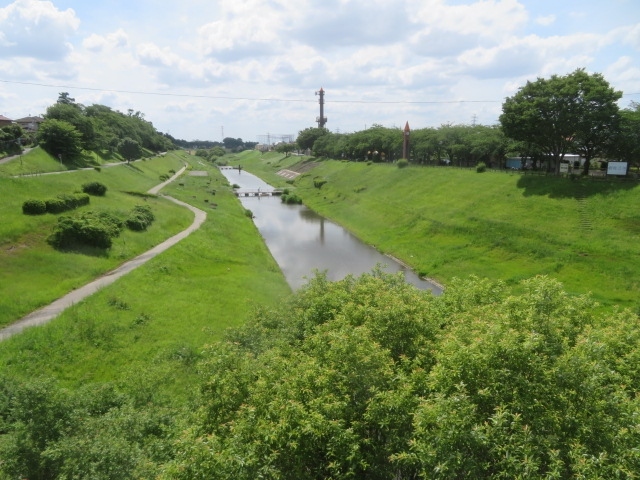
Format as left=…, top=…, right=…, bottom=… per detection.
left=2, top=145, right=640, bottom=477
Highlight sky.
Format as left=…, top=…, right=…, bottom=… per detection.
left=0, top=0, right=639, bottom=143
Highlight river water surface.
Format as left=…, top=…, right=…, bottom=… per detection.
left=221, top=167, right=441, bottom=293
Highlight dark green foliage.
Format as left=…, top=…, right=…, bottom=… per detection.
left=397, top=158, right=409, bottom=168
left=280, top=192, right=302, bottom=204
left=313, top=178, right=327, bottom=188
left=476, top=161, right=487, bottom=172
left=0, top=123, right=24, bottom=156
left=164, top=272, right=640, bottom=479
left=45, top=193, right=90, bottom=213
left=82, top=181, right=108, bottom=196
left=36, top=118, right=84, bottom=160
left=22, top=199, right=47, bottom=215
left=118, top=137, right=143, bottom=162
left=44, top=193, right=90, bottom=214
left=126, top=205, right=155, bottom=231
left=48, top=210, right=123, bottom=249
left=0, top=378, right=174, bottom=480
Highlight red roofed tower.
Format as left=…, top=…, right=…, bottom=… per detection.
left=402, top=121, right=410, bottom=160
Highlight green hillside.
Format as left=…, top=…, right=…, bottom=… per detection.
left=231, top=150, right=640, bottom=312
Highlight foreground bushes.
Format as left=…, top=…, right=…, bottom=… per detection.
left=4, top=273, right=639, bottom=478
left=163, top=272, right=640, bottom=479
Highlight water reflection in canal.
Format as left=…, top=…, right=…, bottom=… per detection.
left=221, top=167, right=441, bottom=293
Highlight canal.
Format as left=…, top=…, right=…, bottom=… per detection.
left=221, top=167, right=442, bottom=293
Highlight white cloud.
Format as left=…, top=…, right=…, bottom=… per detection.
left=0, top=0, right=638, bottom=141
left=536, top=14, right=556, bottom=26
left=0, top=0, right=79, bottom=60
left=83, top=29, right=129, bottom=52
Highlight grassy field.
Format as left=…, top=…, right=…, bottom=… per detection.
left=229, top=150, right=640, bottom=313
left=0, top=150, right=192, bottom=327
left=0, top=150, right=290, bottom=401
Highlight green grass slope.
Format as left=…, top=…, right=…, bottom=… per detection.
left=0, top=151, right=290, bottom=401
left=231, top=151, right=640, bottom=312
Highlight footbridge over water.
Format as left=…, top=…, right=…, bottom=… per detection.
left=234, top=189, right=284, bottom=197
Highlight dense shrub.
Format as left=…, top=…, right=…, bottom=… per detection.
left=165, top=272, right=640, bottom=479
left=22, top=199, right=47, bottom=215
left=313, top=178, right=327, bottom=188
left=125, top=205, right=155, bottom=231
left=397, top=158, right=409, bottom=168
left=48, top=211, right=123, bottom=249
left=476, top=161, right=487, bottom=172
left=281, top=193, right=303, bottom=204
left=82, top=181, right=107, bottom=196
left=44, top=193, right=90, bottom=214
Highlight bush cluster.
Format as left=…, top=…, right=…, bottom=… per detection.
left=125, top=205, right=155, bottom=231
left=476, top=161, right=487, bottom=172
left=23, top=193, right=90, bottom=215
left=22, top=199, right=47, bottom=215
left=281, top=193, right=303, bottom=204
left=45, top=193, right=90, bottom=214
left=48, top=211, right=123, bottom=249
left=313, top=178, right=327, bottom=189
left=397, top=158, right=409, bottom=168
left=82, top=181, right=107, bottom=196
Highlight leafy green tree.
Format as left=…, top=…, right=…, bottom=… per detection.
left=609, top=102, right=640, bottom=169
left=296, top=127, right=328, bottom=151
left=222, top=137, right=245, bottom=151
left=37, top=119, right=84, bottom=160
left=118, top=137, right=142, bottom=163
left=0, top=123, right=24, bottom=156
left=569, top=70, right=621, bottom=175
left=500, top=69, right=622, bottom=174
left=275, top=142, right=295, bottom=157
left=57, top=91, right=76, bottom=105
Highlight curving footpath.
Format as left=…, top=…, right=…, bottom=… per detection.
left=0, top=166, right=207, bottom=341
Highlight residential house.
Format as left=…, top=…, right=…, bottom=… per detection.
left=15, top=116, right=44, bottom=133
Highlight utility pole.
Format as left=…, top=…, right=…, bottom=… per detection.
left=315, top=88, right=327, bottom=128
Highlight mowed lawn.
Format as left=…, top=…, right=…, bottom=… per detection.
left=0, top=151, right=191, bottom=327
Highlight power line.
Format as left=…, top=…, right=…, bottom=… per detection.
left=0, top=79, right=496, bottom=105
left=2, top=79, right=638, bottom=106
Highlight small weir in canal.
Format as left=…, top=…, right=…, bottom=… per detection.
left=220, top=167, right=442, bottom=293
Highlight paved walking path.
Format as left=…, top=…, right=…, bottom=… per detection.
left=0, top=166, right=207, bottom=341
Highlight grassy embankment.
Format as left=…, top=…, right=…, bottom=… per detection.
left=229, top=150, right=640, bottom=312
left=0, top=149, right=290, bottom=402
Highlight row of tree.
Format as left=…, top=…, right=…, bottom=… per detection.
left=296, top=69, right=640, bottom=174
left=35, top=92, right=175, bottom=162
left=172, top=137, right=258, bottom=152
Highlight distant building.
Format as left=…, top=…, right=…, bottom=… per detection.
left=0, top=115, right=13, bottom=127
left=15, top=116, right=44, bottom=133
